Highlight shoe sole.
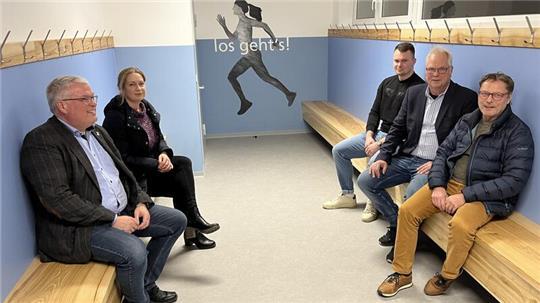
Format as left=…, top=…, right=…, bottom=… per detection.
left=377, top=282, right=413, bottom=297
left=185, top=242, right=217, bottom=250
left=322, top=204, right=357, bottom=209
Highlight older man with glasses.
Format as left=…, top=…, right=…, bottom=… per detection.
left=376, top=72, right=534, bottom=297
left=357, top=46, right=478, bottom=263
left=20, top=76, right=185, bottom=303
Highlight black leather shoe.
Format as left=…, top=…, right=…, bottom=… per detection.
left=379, top=226, right=396, bottom=246
left=148, top=286, right=177, bottom=303
left=186, top=207, right=220, bottom=234
left=386, top=246, right=394, bottom=264
left=185, top=230, right=216, bottom=249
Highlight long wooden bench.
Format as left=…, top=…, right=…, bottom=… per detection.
left=5, top=258, right=120, bottom=303
left=303, top=100, right=540, bottom=302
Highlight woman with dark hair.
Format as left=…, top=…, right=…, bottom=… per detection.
left=103, top=67, right=220, bottom=250
left=217, top=0, right=296, bottom=115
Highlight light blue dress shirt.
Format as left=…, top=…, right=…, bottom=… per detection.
left=59, top=119, right=128, bottom=214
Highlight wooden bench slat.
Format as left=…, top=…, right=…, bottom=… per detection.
left=302, top=100, right=540, bottom=303
left=5, top=258, right=120, bottom=303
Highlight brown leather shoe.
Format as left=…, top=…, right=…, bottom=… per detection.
left=424, top=272, right=455, bottom=296
left=377, top=272, right=413, bottom=297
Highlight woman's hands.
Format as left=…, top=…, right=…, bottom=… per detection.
left=157, top=153, right=173, bottom=173
left=217, top=14, right=226, bottom=27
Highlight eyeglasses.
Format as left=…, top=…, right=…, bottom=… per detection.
left=60, top=95, right=98, bottom=104
left=426, top=67, right=450, bottom=74
left=478, top=91, right=508, bottom=101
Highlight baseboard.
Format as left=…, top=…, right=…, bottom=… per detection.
left=205, top=129, right=310, bottom=139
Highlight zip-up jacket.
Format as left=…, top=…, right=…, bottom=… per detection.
left=428, top=107, right=534, bottom=217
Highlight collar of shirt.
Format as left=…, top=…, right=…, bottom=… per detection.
left=424, top=83, right=450, bottom=103
left=57, top=117, right=95, bottom=139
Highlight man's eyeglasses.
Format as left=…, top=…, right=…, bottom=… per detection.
left=426, top=67, right=450, bottom=74
left=61, top=95, right=98, bottom=104
left=478, top=91, right=508, bottom=101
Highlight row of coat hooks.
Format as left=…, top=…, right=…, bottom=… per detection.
left=329, top=16, right=537, bottom=46
left=1, top=29, right=114, bottom=69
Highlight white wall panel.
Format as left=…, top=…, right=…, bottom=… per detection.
left=194, top=0, right=334, bottom=39
left=1, top=1, right=195, bottom=47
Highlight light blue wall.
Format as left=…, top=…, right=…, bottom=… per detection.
left=196, top=37, right=328, bottom=136
left=114, top=46, right=204, bottom=173
left=0, top=45, right=203, bottom=300
left=0, top=50, right=118, bottom=300
left=328, top=38, right=540, bottom=223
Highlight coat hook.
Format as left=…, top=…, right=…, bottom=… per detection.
left=22, top=30, right=34, bottom=62
left=443, top=20, right=452, bottom=43
left=465, top=18, right=475, bottom=44
left=409, top=20, right=416, bottom=41
left=70, top=30, right=79, bottom=55
left=524, top=16, right=536, bottom=45
left=353, top=24, right=362, bottom=32
left=1, top=30, right=11, bottom=65
left=384, top=22, right=389, bottom=40
left=341, top=24, right=347, bottom=31
left=106, top=30, right=112, bottom=47
left=373, top=23, right=379, bottom=38
left=491, top=17, right=501, bottom=45
left=56, top=29, right=66, bottom=55
left=99, top=30, right=106, bottom=48
left=396, top=22, right=402, bottom=40
left=81, top=30, right=89, bottom=51
left=363, top=23, right=369, bottom=33
left=90, top=30, right=98, bottom=50
left=425, top=20, right=432, bottom=42
left=40, top=29, right=51, bottom=59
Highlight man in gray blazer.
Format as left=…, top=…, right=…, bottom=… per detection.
left=20, top=76, right=185, bottom=303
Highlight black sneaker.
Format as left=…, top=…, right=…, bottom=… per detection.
left=379, top=226, right=396, bottom=246
left=386, top=246, right=394, bottom=264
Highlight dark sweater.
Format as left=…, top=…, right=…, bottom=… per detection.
left=366, top=72, right=424, bottom=133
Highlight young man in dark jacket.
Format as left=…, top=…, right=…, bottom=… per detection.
left=377, top=72, right=534, bottom=297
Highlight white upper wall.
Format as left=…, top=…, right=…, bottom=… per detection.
left=194, top=0, right=334, bottom=39
left=1, top=1, right=195, bottom=47
left=331, top=0, right=355, bottom=25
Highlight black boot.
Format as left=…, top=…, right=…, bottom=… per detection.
left=379, top=226, right=397, bottom=246
left=186, top=206, right=220, bottom=234
left=184, top=228, right=216, bottom=249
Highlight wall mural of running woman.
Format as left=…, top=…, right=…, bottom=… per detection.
left=216, top=0, right=296, bottom=115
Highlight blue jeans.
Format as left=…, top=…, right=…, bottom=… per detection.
left=332, top=131, right=387, bottom=194
left=357, top=155, right=429, bottom=227
left=90, top=205, right=186, bottom=303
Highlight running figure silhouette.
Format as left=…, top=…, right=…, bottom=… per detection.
left=217, top=0, right=296, bottom=115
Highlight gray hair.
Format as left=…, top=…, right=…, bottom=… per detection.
left=479, top=72, right=514, bottom=94
left=46, top=76, right=89, bottom=114
left=426, top=46, right=453, bottom=67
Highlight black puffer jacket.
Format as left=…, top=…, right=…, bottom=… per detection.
left=103, top=95, right=173, bottom=189
left=429, top=107, right=534, bottom=217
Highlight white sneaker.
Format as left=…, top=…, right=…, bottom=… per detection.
left=361, top=201, right=378, bottom=222
left=322, top=194, right=356, bottom=209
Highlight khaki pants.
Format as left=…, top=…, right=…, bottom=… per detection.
left=392, top=179, right=493, bottom=279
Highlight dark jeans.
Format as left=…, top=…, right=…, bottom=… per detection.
left=90, top=205, right=186, bottom=303
left=147, top=156, right=197, bottom=212
left=357, top=155, right=430, bottom=227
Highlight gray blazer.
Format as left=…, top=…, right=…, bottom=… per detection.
left=20, top=116, right=152, bottom=263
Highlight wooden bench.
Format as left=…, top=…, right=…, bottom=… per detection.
left=5, top=258, right=120, bottom=303
left=303, top=100, right=540, bottom=302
